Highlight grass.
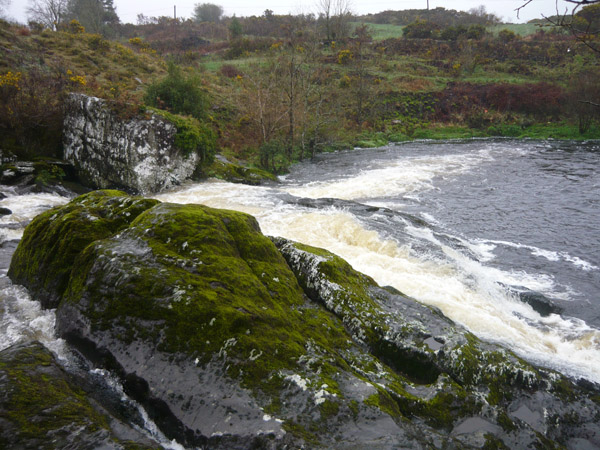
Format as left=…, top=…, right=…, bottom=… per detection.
left=199, top=55, right=270, bottom=73
left=0, top=24, right=166, bottom=97
left=350, top=22, right=405, bottom=40
left=350, top=22, right=546, bottom=41
left=487, top=23, right=554, bottom=36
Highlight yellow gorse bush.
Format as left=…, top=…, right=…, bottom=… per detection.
left=337, top=49, right=353, bottom=65
left=0, top=71, right=22, bottom=89
left=66, top=70, right=86, bottom=86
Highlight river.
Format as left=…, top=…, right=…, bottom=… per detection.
left=1, top=139, right=599, bottom=387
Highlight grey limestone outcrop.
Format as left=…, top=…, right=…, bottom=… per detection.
left=63, top=93, right=200, bottom=194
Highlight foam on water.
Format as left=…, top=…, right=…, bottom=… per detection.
left=0, top=283, right=67, bottom=358
left=480, top=238, right=599, bottom=272
left=157, top=176, right=600, bottom=384
left=284, top=149, right=495, bottom=201
left=0, top=191, right=69, bottom=242
left=0, top=190, right=69, bottom=354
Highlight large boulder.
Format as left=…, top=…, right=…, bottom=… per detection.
left=9, top=191, right=600, bottom=449
left=63, top=93, right=201, bottom=194
left=8, top=190, right=159, bottom=309
left=0, top=341, right=158, bottom=449
left=273, top=238, right=600, bottom=449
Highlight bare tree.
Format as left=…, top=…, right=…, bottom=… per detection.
left=516, top=0, right=600, bottom=18
left=317, top=0, right=352, bottom=41
left=350, top=24, right=372, bottom=125
left=26, top=0, right=68, bottom=30
left=0, top=0, right=11, bottom=18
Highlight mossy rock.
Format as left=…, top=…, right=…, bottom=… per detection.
left=8, top=190, right=159, bottom=308
left=54, top=201, right=407, bottom=447
left=272, top=238, right=600, bottom=448
left=45, top=195, right=458, bottom=448
left=203, top=158, right=277, bottom=185
left=0, top=341, right=159, bottom=449
left=11, top=192, right=600, bottom=449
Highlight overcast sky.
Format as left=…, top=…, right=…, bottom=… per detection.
left=6, top=0, right=576, bottom=25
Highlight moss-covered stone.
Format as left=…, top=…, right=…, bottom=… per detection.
left=273, top=237, right=600, bottom=449
left=8, top=190, right=159, bottom=308
left=203, top=157, right=277, bottom=185
left=10, top=192, right=600, bottom=449
left=0, top=341, right=158, bottom=449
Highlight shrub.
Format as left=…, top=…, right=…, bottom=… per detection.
left=67, top=20, right=85, bottom=34
left=0, top=67, right=67, bottom=158
left=403, top=20, right=440, bottom=39
left=144, top=63, right=209, bottom=120
left=337, top=49, right=353, bottom=65
left=87, top=34, right=110, bottom=51
left=220, top=64, right=241, bottom=78
left=498, top=29, right=517, bottom=43
left=150, top=108, right=216, bottom=164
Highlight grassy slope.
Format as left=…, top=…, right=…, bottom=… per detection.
left=0, top=22, right=166, bottom=99
left=1, top=19, right=598, bottom=170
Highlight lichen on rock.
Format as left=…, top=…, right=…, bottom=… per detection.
left=8, top=191, right=600, bottom=449
left=63, top=93, right=207, bottom=194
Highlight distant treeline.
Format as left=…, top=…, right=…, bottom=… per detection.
left=357, top=7, right=501, bottom=27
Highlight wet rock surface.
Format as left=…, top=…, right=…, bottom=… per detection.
left=203, top=156, right=278, bottom=185
left=8, top=190, right=159, bottom=309
left=7, top=191, right=600, bottom=449
left=0, top=160, right=81, bottom=197
left=0, top=341, right=159, bottom=450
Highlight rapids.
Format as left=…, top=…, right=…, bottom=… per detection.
left=156, top=139, right=600, bottom=384
left=1, top=139, right=598, bottom=386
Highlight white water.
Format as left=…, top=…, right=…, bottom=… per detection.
left=0, top=191, right=70, bottom=353
left=0, top=141, right=598, bottom=389
left=155, top=144, right=600, bottom=384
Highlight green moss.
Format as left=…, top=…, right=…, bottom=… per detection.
left=8, top=190, right=159, bottom=308
left=497, top=411, right=517, bottom=433
left=0, top=343, right=107, bottom=443
left=32, top=161, right=66, bottom=185
left=148, top=107, right=216, bottom=163
left=348, top=400, right=359, bottom=418
left=364, top=390, right=402, bottom=419
left=203, top=158, right=277, bottom=184
left=319, top=399, right=340, bottom=419
left=483, top=434, right=510, bottom=450
left=0, top=343, right=159, bottom=449
left=282, top=420, right=319, bottom=445
left=421, top=391, right=457, bottom=429
left=552, top=376, right=576, bottom=402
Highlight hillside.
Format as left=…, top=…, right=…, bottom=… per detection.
left=0, top=20, right=166, bottom=159
left=1, top=10, right=599, bottom=172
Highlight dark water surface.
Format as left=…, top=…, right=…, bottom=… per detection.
left=285, top=139, right=600, bottom=328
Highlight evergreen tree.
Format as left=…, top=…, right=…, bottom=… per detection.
left=193, top=3, right=223, bottom=23
left=228, top=15, right=242, bottom=39
left=67, top=0, right=119, bottom=36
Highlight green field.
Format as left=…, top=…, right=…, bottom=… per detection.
left=350, top=22, right=405, bottom=40
left=487, top=23, right=554, bottom=36
left=351, top=21, right=549, bottom=41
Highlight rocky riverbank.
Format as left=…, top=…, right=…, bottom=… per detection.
left=4, top=190, right=600, bottom=449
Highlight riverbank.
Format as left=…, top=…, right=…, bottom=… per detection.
left=341, top=123, right=600, bottom=152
